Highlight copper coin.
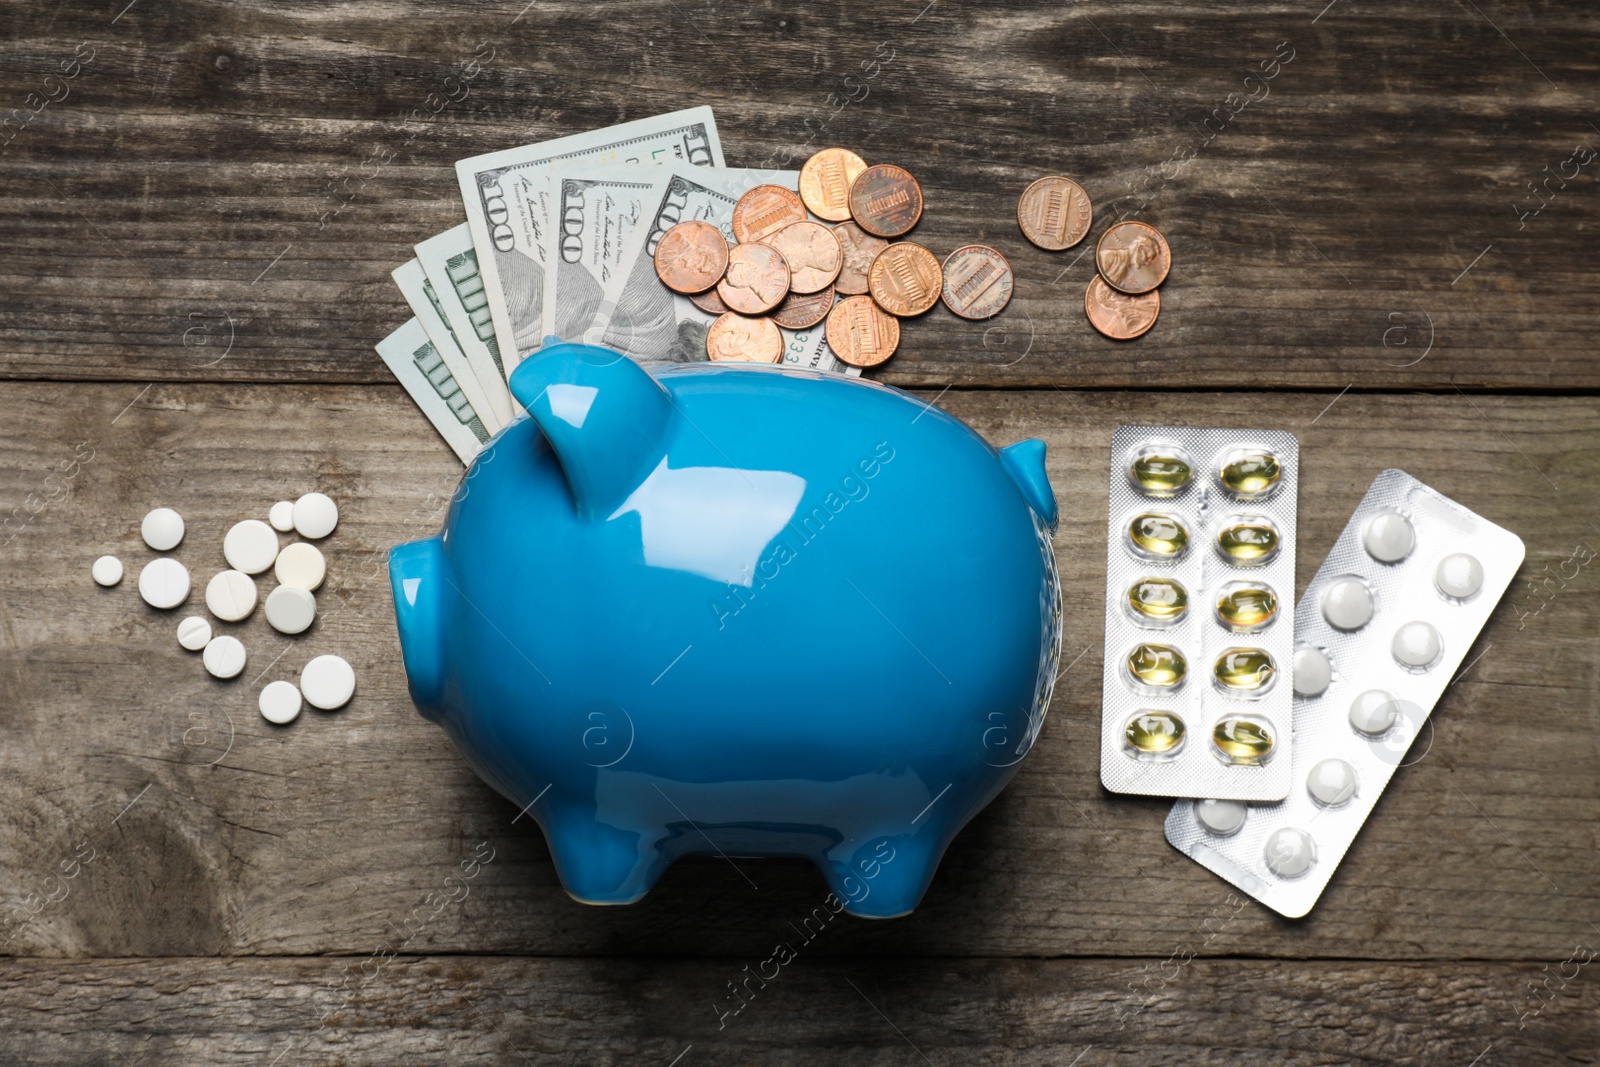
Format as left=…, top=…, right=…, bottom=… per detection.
left=1096, top=221, right=1171, bottom=294
left=765, top=220, right=842, bottom=294
left=1085, top=275, right=1160, bottom=339
left=731, top=184, right=808, bottom=244
left=653, top=220, right=728, bottom=294
left=831, top=221, right=888, bottom=295
left=848, top=164, right=924, bottom=237
left=707, top=313, right=783, bottom=363
left=798, top=148, right=869, bottom=222
left=689, top=287, right=729, bottom=315
left=868, top=241, right=942, bottom=317
left=772, top=286, right=836, bottom=330
left=716, top=242, right=790, bottom=315
left=1017, top=176, right=1093, bottom=251
left=826, top=295, right=900, bottom=368
left=940, top=245, right=1014, bottom=320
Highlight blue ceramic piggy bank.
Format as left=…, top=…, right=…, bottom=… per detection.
left=389, top=343, right=1060, bottom=918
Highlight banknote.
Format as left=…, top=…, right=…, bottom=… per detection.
left=376, top=318, right=491, bottom=465
left=540, top=163, right=663, bottom=349
left=454, top=107, right=724, bottom=379
left=391, top=258, right=504, bottom=434
left=414, top=223, right=515, bottom=426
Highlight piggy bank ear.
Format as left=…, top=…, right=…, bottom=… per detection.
left=508, top=343, right=675, bottom=519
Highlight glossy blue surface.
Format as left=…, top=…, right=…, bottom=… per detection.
left=389, top=343, right=1061, bottom=918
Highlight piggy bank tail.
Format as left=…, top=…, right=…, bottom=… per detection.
left=1000, top=439, right=1057, bottom=531
left=389, top=537, right=447, bottom=722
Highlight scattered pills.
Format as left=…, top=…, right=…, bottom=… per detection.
left=259, top=680, right=303, bottom=724
left=140, top=507, right=185, bottom=551
left=1306, top=758, right=1358, bottom=807
left=301, top=653, right=355, bottom=709
left=1195, top=798, right=1247, bottom=837
left=1349, top=689, right=1399, bottom=736
left=223, top=519, right=280, bottom=575
left=205, top=569, right=258, bottom=622
left=274, top=542, right=326, bottom=591
left=269, top=500, right=296, bottom=532
left=1292, top=645, right=1332, bottom=697
left=292, top=492, right=339, bottom=540
left=1263, top=827, right=1315, bottom=878
left=202, top=634, right=247, bottom=679
left=1392, top=620, right=1442, bottom=669
left=1321, top=577, right=1373, bottom=631
left=177, top=616, right=212, bottom=651
left=91, top=555, right=123, bottom=586
left=138, top=557, right=191, bottom=609
left=1435, top=552, right=1484, bottom=599
left=265, top=585, right=316, bottom=635
left=1362, top=510, right=1415, bottom=563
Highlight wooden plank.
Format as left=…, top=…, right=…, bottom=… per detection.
left=1, top=2, right=1597, bottom=388
left=1, top=383, right=1596, bottom=961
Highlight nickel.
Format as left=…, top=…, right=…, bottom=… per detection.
left=1017, top=176, right=1092, bottom=251
left=1096, top=220, right=1170, bottom=294
left=772, top=286, right=836, bottom=330
left=868, top=241, right=942, bottom=317
left=707, top=312, right=784, bottom=363
left=826, top=295, right=900, bottom=368
left=848, top=164, right=923, bottom=237
left=831, top=221, right=888, bottom=295
left=799, top=148, right=869, bottom=222
left=717, top=242, right=790, bottom=315
left=940, top=245, right=1014, bottom=320
left=731, top=184, right=808, bottom=244
left=1085, top=275, right=1160, bottom=340
left=653, top=220, right=728, bottom=294
left=765, top=220, right=842, bottom=294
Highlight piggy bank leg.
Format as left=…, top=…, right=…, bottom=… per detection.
left=544, top=812, right=669, bottom=906
left=820, top=832, right=949, bottom=920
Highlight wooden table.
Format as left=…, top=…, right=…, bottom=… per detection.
left=3, top=2, right=1596, bottom=1062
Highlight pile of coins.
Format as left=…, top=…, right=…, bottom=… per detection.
left=654, top=147, right=1016, bottom=369
left=1017, top=176, right=1173, bottom=341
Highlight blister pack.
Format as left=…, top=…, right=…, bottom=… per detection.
left=1164, top=469, right=1524, bottom=917
left=1100, top=426, right=1300, bottom=800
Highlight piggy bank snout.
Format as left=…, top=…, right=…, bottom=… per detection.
left=389, top=537, right=447, bottom=722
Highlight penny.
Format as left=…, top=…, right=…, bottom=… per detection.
left=940, top=244, right=1014, bottom=320
left=868, top=241, right=942, bottom=317
left=1017, top=176, right=1093, bottom=251
left=731, top=184, right=808, bottom=244
left=798, top=148, right=869, bottom=222
left=707, top=312, right=783, bottom=363
left=826, top=295, right=900, bottom=368
left=653, top=220, right=728, bottom=294
left=848, top=164, right=923, bottom=237
left=1096, top=220, right=1171, bottom=294
left=765, top=220, right=842, bottom=294
left=689, top=287, right=729, bottom=315
left=1085, top=275, right=1160, bottom=340
left=716, top=242, right=790, bottom=315
left=831, top=221, right=888, bottom=295
left=771, top=286, right=836, bottom=330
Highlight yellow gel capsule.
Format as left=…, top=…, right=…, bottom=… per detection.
left=1215, top=583, right=1278, bottom=631
left=1213, top=648, right=1277, bottom=691
left=1124, top=710, right=1186, bottom=757
left=1212, top=716, right=1276, bottom=765
left=1128, top=577, right=1188, bottom=622
left=1128, top=513, right=1189, bottom=557
left=1216, top=519, right=1279, bottom=564
left=1129, top=450, right=1193, bottom=496
left=1127, top=643, right=1186, bottom=687
left=1219, top=450, right=1281, bottom=498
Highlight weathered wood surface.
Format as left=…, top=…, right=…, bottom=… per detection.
left=2, top=1, right=1598, bottom=388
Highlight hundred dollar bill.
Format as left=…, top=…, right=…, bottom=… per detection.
left=414, top=223, right=516, bottom=426
left=454, top=107, right=724, bottom=380
left=391, top=258, right=505, bottom=434
left=376, top=318, right=491, bottom=465
left=540, top=162, right=663, bottom=349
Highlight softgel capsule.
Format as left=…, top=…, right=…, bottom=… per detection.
left=1100, top=426, right=1300, bottom=800
left=1164, top=469, right=1525, bottom=917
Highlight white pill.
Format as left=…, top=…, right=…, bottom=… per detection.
left=176, top=616, right=212, bottom=651
left=1392, top=620, right=1442, bottom=668
left=1349, top=689, right=1399, bottom=735
left=268, top=500, right=296, bottom=532
left=1321, top=578, right=1374, bottom=631
left=301, top=653, right=355, bottom=709
left=140, top=507, right=185, bottom=551
left=1263, top=827, right=1315, bottom=878
left=202, top=634, right=247, bottom=679
left=259, top=680, right=303, bottom=725
left=292, top=492, right=339, bottom=540
left=223, top=519, right=280, bottom=574
left=1292, top=645, right=1332, bottom=697
left=274, top=541, right=326, bottom=591
left=1362, top=510, right=1415, bottom=563
left=205, top=569, right=258, bottom=622
left=1306, top=758, right=1358, bottom=806
left=91, top=555, right=123, bottom=586
left=265, top=585, right=317, bottom=635
left=1195, top=798, right=1247, bottom=837
left=1436, top=552, right=1484, bottom=599
left=137, top=557, right=191, bottom=609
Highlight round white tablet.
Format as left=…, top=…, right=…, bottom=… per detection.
left=137, top=557, right=190, bottom=609
left=1263, top=827, right=1315, bottom=878
left=223, top=519, right=279, bottom=575
left=140, top=507, right=185, bottom=551
left=1195, top=798, right=1248, bottom=837
left=1321, top=578, right=1374, bottom=631
left=1362, top=510, right=1415, bottom=563
left=259, top=680, right=302, bottom=724
left=1349, top=689, right=1399, bottom=735
left=292, top=492, right=339, bottom=540
left=202, top=634, right=247, bottom=679
left=1392, top=620, right=1442, bottom=669
left=1292, top=645, right=1332, bottom=697
left=274, top=542, right=326, bottom=591
left=91, top=555, right=123, bottom=586
left=301, top=653, right=355, bottom=710
left=176, top=616, right=212, bottom=651
left=1307, top=758, right=1358, bottom=806
left=1436, top=552, right=1484, bottom=599
left=268, top=500, right=296, bottom=532
left=204, top=569, right=257, bottom=622
left=265, top=585, right=316, bottom=635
